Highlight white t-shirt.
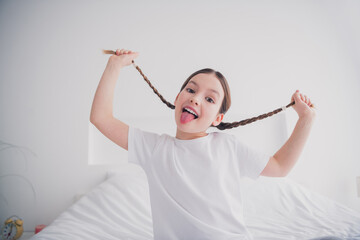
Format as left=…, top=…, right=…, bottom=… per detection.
left=128, top=126, right=270, bottom=240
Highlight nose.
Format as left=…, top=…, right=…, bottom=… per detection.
left=190, top=96, right=199, bottom=106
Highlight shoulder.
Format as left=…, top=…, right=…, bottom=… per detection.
left=129, top=126, right=160, bottom=137
left=129, top=126, right=170, bottom=144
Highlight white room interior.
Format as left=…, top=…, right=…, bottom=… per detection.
left=1, top=0, right=360, bottom=233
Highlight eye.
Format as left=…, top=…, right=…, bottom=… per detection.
left=206, top=97, right=214, bottom=103
left=186, top=88, right=195, bottom=93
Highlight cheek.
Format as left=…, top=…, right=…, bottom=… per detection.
left=203, top=104, right=220, bottom=119
left=177, top=92, right=187, bottom=102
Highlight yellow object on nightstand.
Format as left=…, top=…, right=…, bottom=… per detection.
left=1, top=216, right=23, bottom=240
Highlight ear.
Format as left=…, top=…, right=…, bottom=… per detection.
left=212, top=113, right=224, bottom=127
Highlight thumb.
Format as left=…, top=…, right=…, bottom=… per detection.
left=130, top=52, right=140, bottom=59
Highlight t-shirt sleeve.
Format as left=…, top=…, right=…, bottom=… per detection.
left=235, top=137, right=270, bottom=180
left=128, top=126, right=161, bottom=168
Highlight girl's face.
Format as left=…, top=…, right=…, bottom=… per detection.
left=174, top=73, right=225, bottom=139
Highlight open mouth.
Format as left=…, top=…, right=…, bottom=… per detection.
left=180, top=107, right=199, bottom=124
left=182, top=107, right=198, bottom=119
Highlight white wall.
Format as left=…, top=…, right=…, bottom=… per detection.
left=1, top=0, right=360, bottom=231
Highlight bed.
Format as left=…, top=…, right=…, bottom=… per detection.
left=30, top=164, right=360, bottom=240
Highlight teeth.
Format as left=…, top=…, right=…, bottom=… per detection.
left=184, top=108, right=198, bottom=118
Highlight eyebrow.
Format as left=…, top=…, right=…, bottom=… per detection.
left=188, top=80, right=220, bottom=97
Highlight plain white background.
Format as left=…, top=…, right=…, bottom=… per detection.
left=1, top=0, right=360, bottom=232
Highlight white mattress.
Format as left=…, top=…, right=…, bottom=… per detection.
left=31, top=166, right=360, bottom=240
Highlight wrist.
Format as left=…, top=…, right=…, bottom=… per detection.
left=298, top=112, right=316, bottom=123
left=106, top=60, right=124, bottom=72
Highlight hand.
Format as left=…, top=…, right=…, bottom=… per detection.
left=291, top=90, right=316, bottom=119
left=108, top=48, right=139, bottom=68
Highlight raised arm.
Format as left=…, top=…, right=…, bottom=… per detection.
left=90, top=49, right=139, bottom=150
left=261, top=90, right=316, bottom=177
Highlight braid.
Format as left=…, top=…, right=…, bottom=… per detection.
left=215, top=102, right=295, bottom=130
left=103, top=49, right=175, bottom=109
left=131, top=61, right=175, bottom=109
left=103, top=49, right=307, bottom=130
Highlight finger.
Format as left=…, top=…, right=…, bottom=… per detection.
left=293, top=91, right=302, bottom=104
left=291, top=91, right=295, bottom=102
left=115, top=49, right=120, bottom=55
left=119, top=49, right=126, bottom=54
left=130, top=52, right=140, bottom=57
left=304, top=95, right=308, bottom=103
left=291, top=90, right=298, bottom=102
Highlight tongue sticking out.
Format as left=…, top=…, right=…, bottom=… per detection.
left=180, top=111, right=196, bottom=124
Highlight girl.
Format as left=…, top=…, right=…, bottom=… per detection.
left=90, top=48, right=316, bottom=240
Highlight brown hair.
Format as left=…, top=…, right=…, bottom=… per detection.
left=103, top=50, right=299, bottom=130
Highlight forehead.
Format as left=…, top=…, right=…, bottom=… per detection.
left=188, top=73, right=224, bottom=97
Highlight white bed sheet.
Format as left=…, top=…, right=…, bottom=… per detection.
left=31, top=167, right=360, bottom=240
left=242, top=177, right=360, bottom=239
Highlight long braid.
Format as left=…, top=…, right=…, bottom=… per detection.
left=103, top=49, right=175, bottom=109
left=131, top=61, right=175, bottom=110
left=216, top=102, right=295, bottom=130
left=103, top=49, right=310, bottom=130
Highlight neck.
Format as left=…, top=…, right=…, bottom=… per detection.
left=175, top=129, right=208, bottom=140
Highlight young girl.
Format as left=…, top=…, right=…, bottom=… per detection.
left=90, top=48, right=316, bottom=240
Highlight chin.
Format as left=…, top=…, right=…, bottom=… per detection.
left=175, top=119, right=208, bottom=133
left=174, top=111, right=211, bottom=133
left=177, top=126, right=199, bottom=134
